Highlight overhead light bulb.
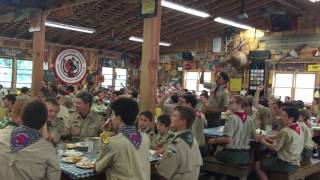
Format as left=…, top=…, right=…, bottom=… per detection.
left=214, top=17, right=254, bottom=30
left=45, top=21, right=95, bottom=33
left=161, top=0, right=210, bottom=18
left=129, top=36, right=172, bottom=47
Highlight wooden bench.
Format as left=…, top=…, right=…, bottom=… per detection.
left=201, top=156, right=253, bottom=180
left=269, top=158, right=320, bottom=180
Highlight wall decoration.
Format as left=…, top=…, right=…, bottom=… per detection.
left=54, top=49, right=87, bottom=84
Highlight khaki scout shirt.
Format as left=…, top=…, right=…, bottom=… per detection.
left=142, top=127, right=156, bottom=142
left=157, top=130, right=203, bottom=180
left=272, top=124, right=304, bottom=166
left=65, top=110, right=104, bottom=140
left=256, top=105, right=271, bottom=128
left=48, top=117, right=65, bottom=143
left=298, top=122, right=314, bottom=149
left=192, top=115, right=206, bottom=147
left=204, top=83, right=229, bottom=109
left=95, top=133, right=150, bottom=180
left=0, top=129, right=60, bottom=180
left=220, top=114, right=257, bottom=150
left=151, top=131, right=173, bottom=149
left=57, top=105, right=69, bottom=121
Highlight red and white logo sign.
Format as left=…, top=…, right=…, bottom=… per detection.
left=55, top=49, right=87, bottom=84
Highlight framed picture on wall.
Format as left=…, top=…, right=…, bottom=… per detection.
left=140, top=0, right=158, bottom=18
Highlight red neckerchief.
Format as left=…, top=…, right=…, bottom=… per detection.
left=234, top=112, right=248, bottom=123
left=288, top=123, right=300, bottom=135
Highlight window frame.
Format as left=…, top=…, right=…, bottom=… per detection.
left=272, top=71, right=316, bottom=104
left=183, top=70, right=212, bottom=95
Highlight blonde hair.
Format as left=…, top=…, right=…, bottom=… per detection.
left=11, top=97, right=31, bottom=118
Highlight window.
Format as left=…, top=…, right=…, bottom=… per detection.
left=0, top=58, right=13, bottom=88
left=272, top=72, right=315, bottom=103
left=16, top=60, right=33, bottom=88
left=184, top=71, right=211, bottom=94
left=0, top=58, right=32, bottom=89
left=101, top=67, right=113, bottom=88
left=101, top=67, right=127, bottom=90
left=115, top=68, right=127, bottom=90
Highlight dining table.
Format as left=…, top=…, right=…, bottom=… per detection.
left=58, top=142, right=161, bottom=180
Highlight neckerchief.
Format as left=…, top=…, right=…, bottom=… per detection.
left=10, top=125, right=41, bottom=152
left=120, top=125, right=141, bottom=149
left=0, top=118, right=18, bottom=129
left=172, top=130, right=194, bottom=148
left=234, top=112, right=248, bottom=123
left=288, top=123, right=300, bottom=135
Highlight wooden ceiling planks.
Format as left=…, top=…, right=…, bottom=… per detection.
left=0, top=0, right=311, bottom=53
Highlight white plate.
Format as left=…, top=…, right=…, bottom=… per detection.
left=62, top=150, right=84, bottom=157
left=76, top=142, right=89, bottom=148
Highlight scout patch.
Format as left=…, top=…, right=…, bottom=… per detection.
left=10, top=125, right=41, bottom=152
left=121, top=125, right=141, bottom=149
left=163, top=144, right=177, bottom=158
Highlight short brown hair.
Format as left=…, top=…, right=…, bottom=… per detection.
left=11, top=97, right=31, bottom=118
left=174, top=106, right=195, bottom=129
left=232, top=95, right=247, bottom=108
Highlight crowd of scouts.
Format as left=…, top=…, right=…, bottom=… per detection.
left=0, top=71, right=318, bottom=180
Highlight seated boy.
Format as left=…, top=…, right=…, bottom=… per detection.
left=95, top=98, right=150, bottom=180
left=208, top=95, right=257, bottom=166
left=157, top=106, right=203, bottom=180
left=298, top=109, right=314, bottom=163
left=0, top=101, right=60, bottom=179
left=255, top=107, right=304, bottom=180
left=151, top=114, right=173, bottom=153
left=138, top=111, right=155, bottom=140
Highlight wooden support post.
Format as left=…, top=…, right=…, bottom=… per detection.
left=139, top=1, right=162, bottom=114
left=31, top=11, right=46, bottom=97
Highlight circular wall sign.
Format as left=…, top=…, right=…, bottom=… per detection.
left=55, top=49, right=87, bottom=84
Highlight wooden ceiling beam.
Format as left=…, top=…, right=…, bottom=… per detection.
left=123, top=5, right=268, bottom=53
left=14, top=19, right=29, bottom=38
left=46, top=0, right=101, bottom=11
left=106, top=0, right=250, bottom=50
left=272, top=0, right=304, bottom=14
left=51, top=0, right=127, bottom=44
left=92, top=0, right=202, bottom=48
left=118, top=0, right=267, bottom=52
left=46, top=0, right=121, bottom=41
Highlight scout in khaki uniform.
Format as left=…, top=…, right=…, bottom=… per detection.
left=208, top=95, right=258, bottom=165
left=65, top=91, right=105, bottom=141
left=138, top=110, right=156, bottom=141
left=255, top=107, right=304, bottom=180
left=201, top=72, right=229, bottom=128
left=151, top=114, right=174, bottom=152
left=45, top=97, right=66, bottom=144
left=95, top=98, right=150, bottom=180
left=0, top=97, right=31, bottom=130
left=298, top=110, right=314, bottom=163
left=179, top=94, right=207, bottom=153
left=0, top=101, right=60, bottom=180
left=157, top=106, right=203, bottom=180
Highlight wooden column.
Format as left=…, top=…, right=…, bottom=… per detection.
left=139, top=1, right=162, bottom=114
left=31, top=11, right=46, bottom=97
